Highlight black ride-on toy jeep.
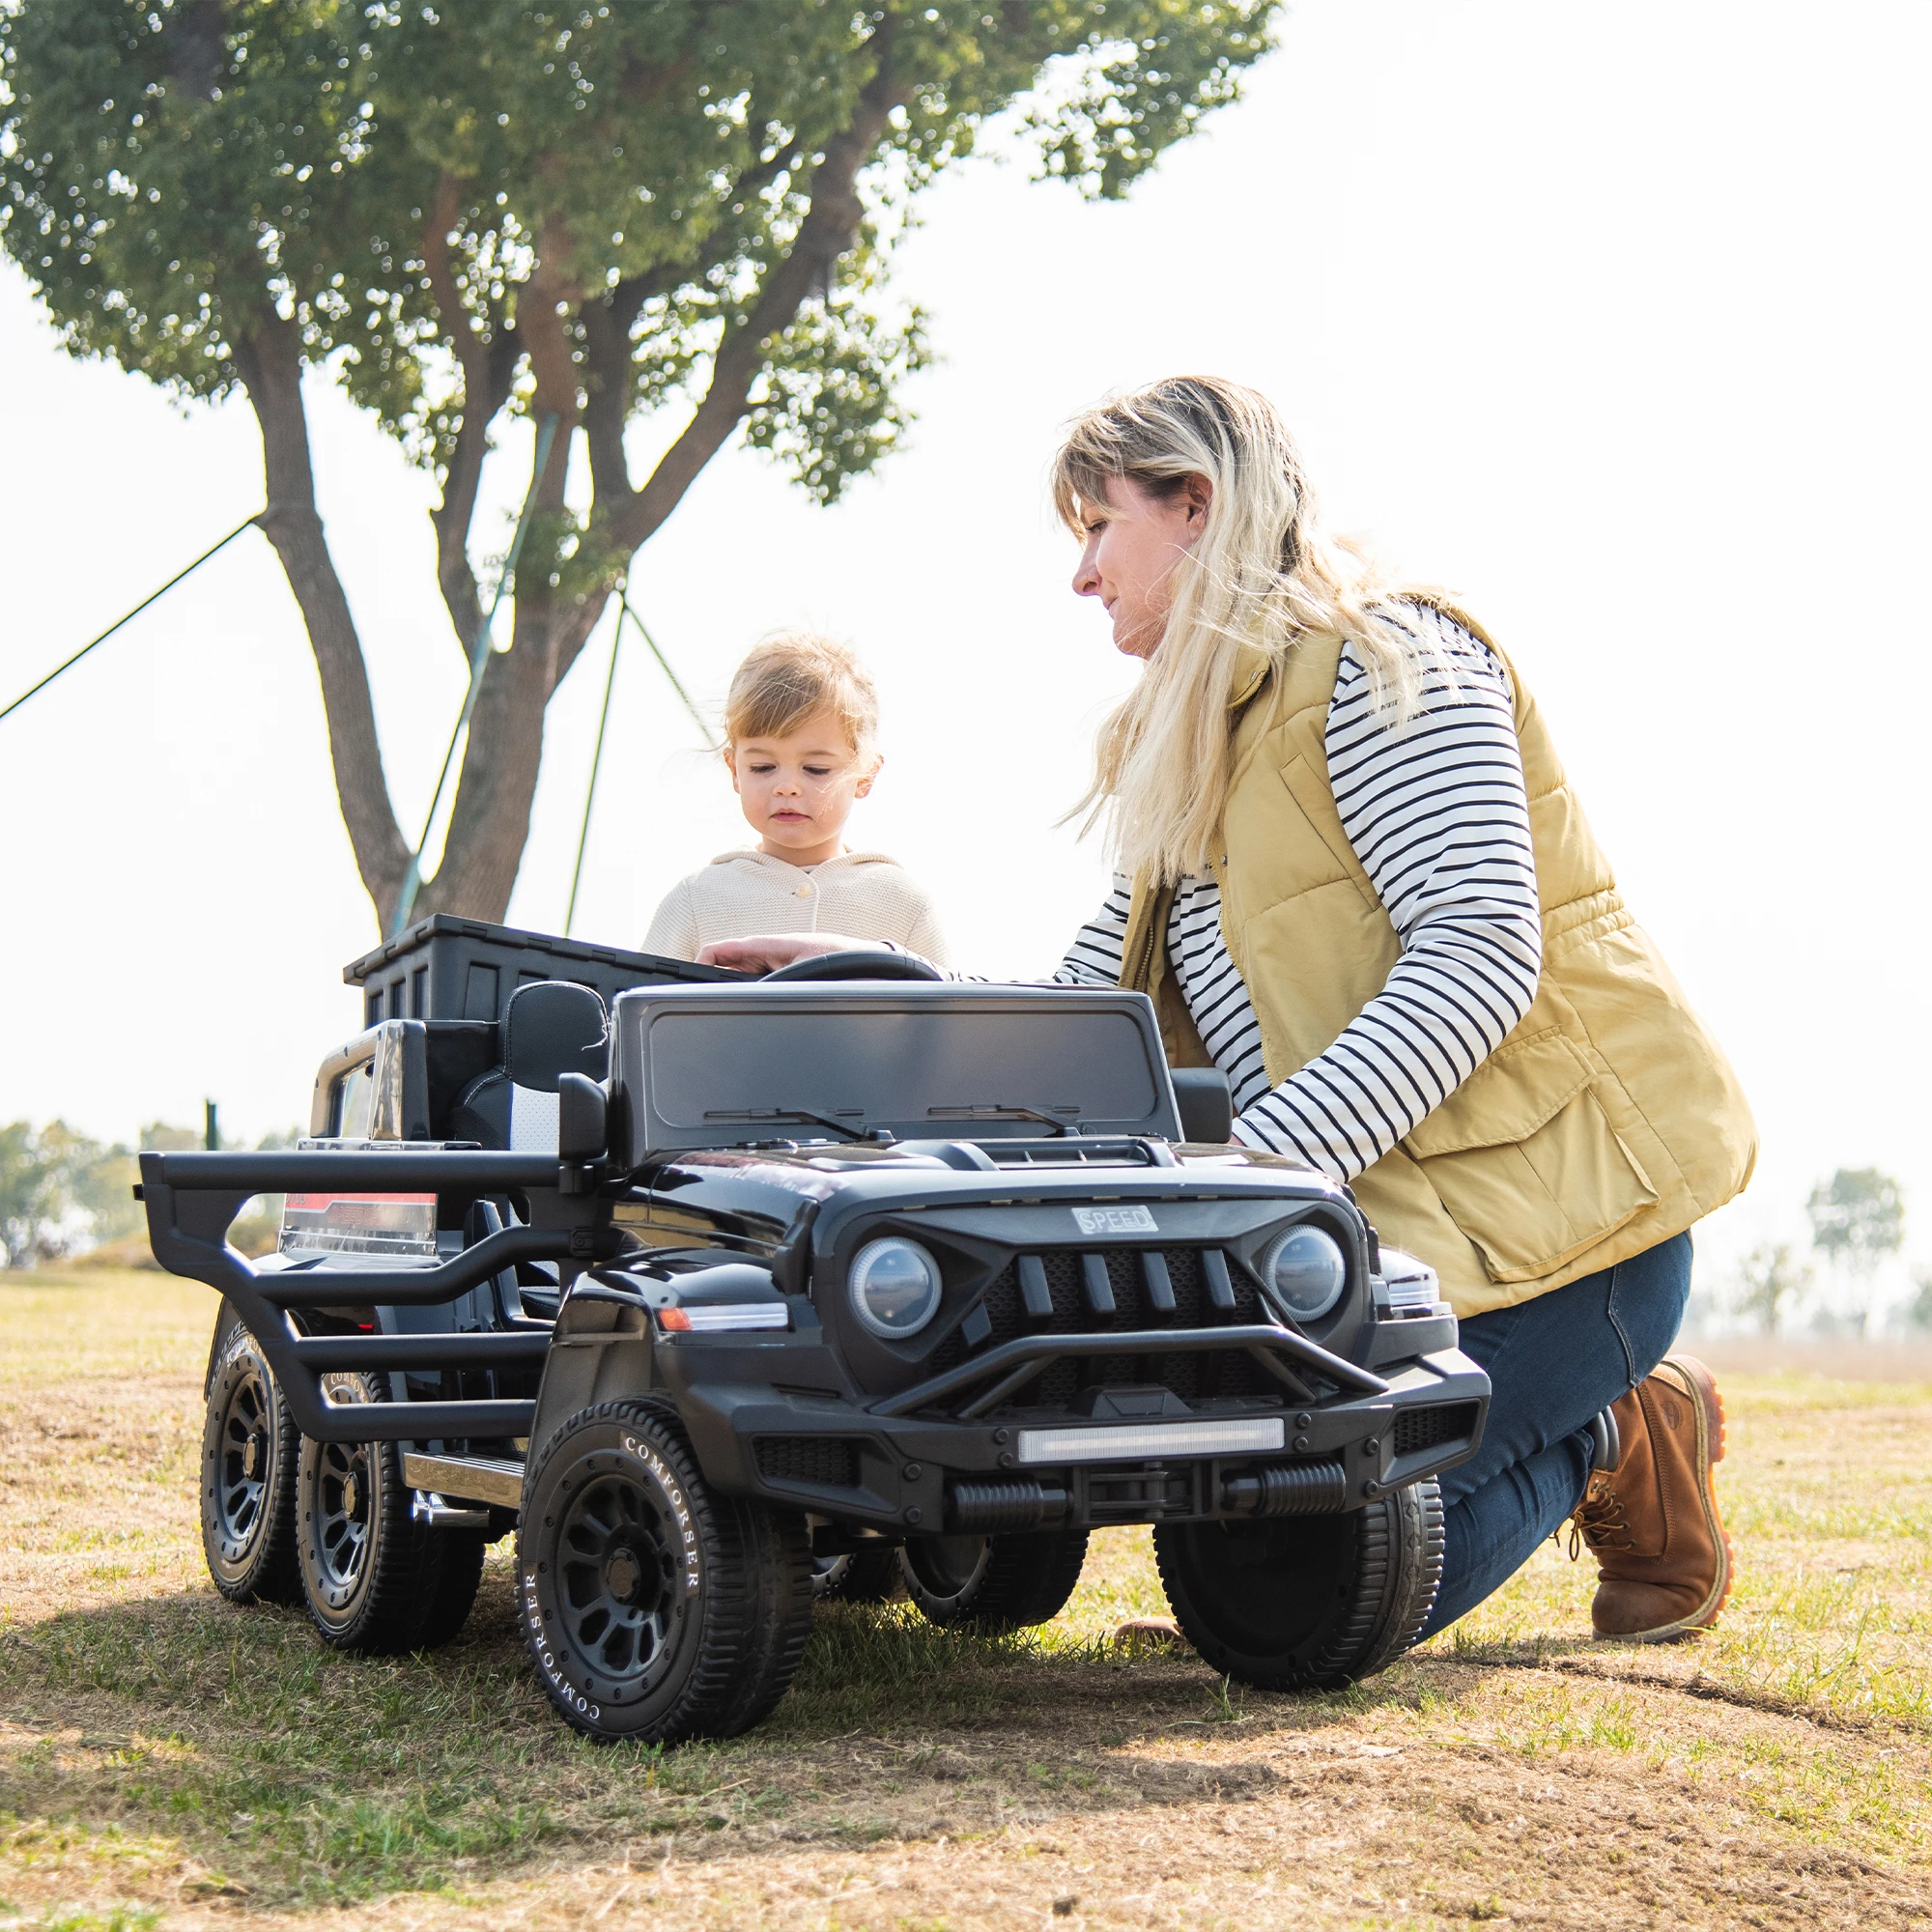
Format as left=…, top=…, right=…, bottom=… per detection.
left=141, top=917, right=1490, bottom=1744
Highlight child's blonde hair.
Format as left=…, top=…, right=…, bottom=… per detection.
left=724, top=632, right=879, bottom=753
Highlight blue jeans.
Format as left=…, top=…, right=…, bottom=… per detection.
left=1417, top=1232, right=1693, bottom=1637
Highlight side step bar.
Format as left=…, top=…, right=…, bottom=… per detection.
left=403, top=1451, right=526, bottom=1510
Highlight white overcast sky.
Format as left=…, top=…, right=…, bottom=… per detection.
left=2, top=1, right=1928, bottom=1294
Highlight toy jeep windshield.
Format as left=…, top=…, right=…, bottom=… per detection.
left=142, top=918, right=1490, bottom=1744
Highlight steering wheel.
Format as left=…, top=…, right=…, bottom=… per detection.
left=763, top=949, right=944, bottom=983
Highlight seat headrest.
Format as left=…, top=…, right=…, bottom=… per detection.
left=504, top=980, right=609, bottom=1092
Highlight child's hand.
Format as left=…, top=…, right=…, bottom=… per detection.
left=696, top=932, right=879, bottom=973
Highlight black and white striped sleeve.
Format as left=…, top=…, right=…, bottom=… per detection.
left=1233, top=611, right=1544, bottom=1179
left=1051, top=875, right=1133, bottom=988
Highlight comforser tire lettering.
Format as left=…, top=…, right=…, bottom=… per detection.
left=517, top=1398, right=812, bottom=1743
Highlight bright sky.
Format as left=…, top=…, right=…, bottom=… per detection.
left=3, top=1, right=1927, bottom=1304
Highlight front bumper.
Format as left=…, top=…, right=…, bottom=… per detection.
left=666, top=1340, right=1490, bottom=1534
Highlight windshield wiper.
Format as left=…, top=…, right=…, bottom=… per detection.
left=704, top=1107, right=866, bottom=1143
left=926, top=1104, right=1079, bottom=1138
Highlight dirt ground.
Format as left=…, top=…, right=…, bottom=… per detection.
left=2, top=1270, right=1928, bottom=1932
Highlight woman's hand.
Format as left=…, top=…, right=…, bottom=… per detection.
left=696, top=932, right=883, bottom=973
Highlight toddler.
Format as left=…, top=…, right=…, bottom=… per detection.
left=644, top=632, right=949, bottom=963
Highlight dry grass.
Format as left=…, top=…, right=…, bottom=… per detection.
left=2, top=1269, right=1929, bottom=1931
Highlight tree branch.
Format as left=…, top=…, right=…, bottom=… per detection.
left=423, top=173, right=518, bottom=658
left=580, top=270, right=664, bottom=508
left=233, top=314, right=412, bottom=922
left=608, top=27, right=903, bottom=557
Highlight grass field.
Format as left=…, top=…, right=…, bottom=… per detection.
left=2, top=1269, right=1929, bottom=1930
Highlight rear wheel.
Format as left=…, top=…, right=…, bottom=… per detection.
left=813, top=1544, right=903, bottom=1605
left=295, top=1373, right=478, bottom=1653
left=517, top=1399, right=814, bottom=1743
left=418, top=1531, right=489, bottom=1648
left=1153, top=1479, right=1444, bottom=1690
left=900, top=1528, right=1090, bottom=1631
left=201, top=1322, right=301, bottom=1605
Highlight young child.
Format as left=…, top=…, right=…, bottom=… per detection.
left=643, top=632, right=950, bottom=964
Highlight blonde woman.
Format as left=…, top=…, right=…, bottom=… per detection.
left=703, top=377, right=1756, bottom=1652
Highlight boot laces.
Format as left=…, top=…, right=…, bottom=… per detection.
left=1562, top=1484, right=1635, bottom=1562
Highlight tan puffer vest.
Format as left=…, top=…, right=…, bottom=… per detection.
left=1120, top=603, right=1756, bottom=1319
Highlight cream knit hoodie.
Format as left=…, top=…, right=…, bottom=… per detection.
left=643, top=849, right=950, bottom=964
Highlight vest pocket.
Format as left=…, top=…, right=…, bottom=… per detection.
left=1402, top=1030, right=1660, bottom=1284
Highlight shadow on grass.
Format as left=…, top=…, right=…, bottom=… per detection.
left=0, top=1565, right=1496, bottom=1907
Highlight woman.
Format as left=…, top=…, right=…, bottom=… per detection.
left=703, top=376, right=1757, bottom=1646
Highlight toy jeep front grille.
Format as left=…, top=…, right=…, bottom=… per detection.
left=928, top=1244, right=1278, bottom=1406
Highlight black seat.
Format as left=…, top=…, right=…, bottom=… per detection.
left=448, top=980, right=609, bottom=1151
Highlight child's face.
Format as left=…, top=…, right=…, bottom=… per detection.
left=725, top=709, right=880, bottom=865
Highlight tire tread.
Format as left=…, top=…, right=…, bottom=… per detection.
left=519, top=1397, right=813, bottom=1743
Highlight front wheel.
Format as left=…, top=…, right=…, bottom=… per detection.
left=900, top=1527, right=1091, bottom=1631
left=517, top=1399, right=814, bottom=1743
left=1154, top=1480, right=1444, bottom=1690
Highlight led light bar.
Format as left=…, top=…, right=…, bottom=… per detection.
left=657, top=1304, right=790, bottom=1333
left=1015, top=1417, right=1286, bottom=1466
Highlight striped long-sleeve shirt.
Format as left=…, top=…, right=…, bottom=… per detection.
left=1051, top=609, right=1543, bottom=1180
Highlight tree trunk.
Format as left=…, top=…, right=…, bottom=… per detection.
left=234, top=34, right=904, bottom=938
left=235, top=315, right=412, bottom=924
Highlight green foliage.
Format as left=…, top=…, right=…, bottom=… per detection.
left=1906, top=1267, right=1932, bottom=1333
left=1806, top=1167, right=1905, bottom=1276
left=1731, top=1241, right=1813, bottom=1335
left=0, top=1119, right=298, bottom=1264
left=0, top=1121, right=129, bottom=1265
left=0, top=0, right=1276, bottom=500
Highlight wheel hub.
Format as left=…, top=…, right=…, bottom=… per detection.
left=554, top=1471, right=682, bottom=1698
left=313, top=1440, right=374, bottom=1599
left=602, top=1545, right=650, bottom=1607
left=215, top=1367, right=273, bottom=1553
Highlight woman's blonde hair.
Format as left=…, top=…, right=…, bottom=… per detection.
left=724, top=631, right=879, bottom=753
left=1052, top=375, right=1445, bottom=886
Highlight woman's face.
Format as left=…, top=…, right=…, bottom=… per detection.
left=1070, top=472, right=1213, bottom=658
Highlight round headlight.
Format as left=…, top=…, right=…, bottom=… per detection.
left=1262, top=1225, right=1349, bottom=1323
left=848, top=1237, right=943, bottom=1339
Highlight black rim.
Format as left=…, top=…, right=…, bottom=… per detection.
left=213, top=1362, right=275, bottom=1560
left=553, top=1466, right=685, bottom=1702
left=904, top=1534, right=988, bottom=1603
left=312, top=1440, right=375, bottom=1607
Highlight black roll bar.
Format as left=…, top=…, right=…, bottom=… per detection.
left=138, top=1148, right=613, bottom=1444
left=250, top=1225, right=589, bottom=1307
left=285, top=1333, right=554, bottom=1371
left=142, top=1149, right=567, bottom=1190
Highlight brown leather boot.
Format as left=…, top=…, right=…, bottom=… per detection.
left=1569, top=1355, right=1733, bottom=1641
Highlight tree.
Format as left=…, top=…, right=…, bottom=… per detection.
left=1805, top=1167, right=1905, bottom=1337
left=1, top=2, right=1275, bottom=932
left=1732, top=1241, right=1812, bottom=1336
left=0, top=1120, right=130, bottom=1265
left=1906, top=1267, right=1932, bottom=1335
